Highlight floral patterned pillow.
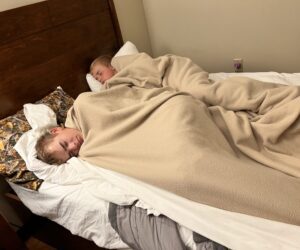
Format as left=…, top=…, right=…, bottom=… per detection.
left=0, top=87, right=74, bottom=190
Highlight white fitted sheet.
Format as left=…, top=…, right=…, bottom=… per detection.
left=209, top=72, right=300, bottom=86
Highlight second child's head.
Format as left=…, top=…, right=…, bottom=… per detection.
left=90, top=55, right=116, bottom=84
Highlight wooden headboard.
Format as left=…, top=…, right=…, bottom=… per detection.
left=0, top=0, right=123, bottom=119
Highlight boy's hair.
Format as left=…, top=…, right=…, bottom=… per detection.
left=35, top=128, right=64, bottom=165
left=90, top=55, right=113, bottom=72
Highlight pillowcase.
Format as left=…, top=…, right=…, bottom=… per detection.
left=86, top=74, right=105, bottom=92
left=0, top=87, right=74, bottom=190
left=86, top=41, right=139, bottom=92
left=114, top=41, right=139, bottom=57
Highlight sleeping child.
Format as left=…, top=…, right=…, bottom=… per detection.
left=90, top=55, right=117, bottom=85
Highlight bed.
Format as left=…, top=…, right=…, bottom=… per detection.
left=1, top=1, right=300, bottom=250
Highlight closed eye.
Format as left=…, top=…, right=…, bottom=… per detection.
left=59, top=141, right=66, bottom=150
left=60, top=141, right=71, bottom=158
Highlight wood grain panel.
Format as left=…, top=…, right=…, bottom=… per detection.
left=0, top=2, right=51, bottom=45
left=0, top=29, right=117, bottom=117
left=0, top=11, right=115, bottom=77
left=48, top=0, right=109, bottom=25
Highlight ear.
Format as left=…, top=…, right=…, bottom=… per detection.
left=50, top=127, right=63, bottom=134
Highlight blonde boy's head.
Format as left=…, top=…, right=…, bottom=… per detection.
left=90, top=55, right=116, bottom=83
left=90, top=55, right=112, bottom=72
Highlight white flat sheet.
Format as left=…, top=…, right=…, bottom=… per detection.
left=12, top=72, right=300, bottom=250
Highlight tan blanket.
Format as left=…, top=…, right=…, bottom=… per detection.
left=66, top=53, right=300, bottom=225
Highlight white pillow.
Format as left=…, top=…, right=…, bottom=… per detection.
left=86, top=74, right=105, bottom=92
left=86, top=41, right=139, bottom=92
left=114, top=41, right=139, bottom=57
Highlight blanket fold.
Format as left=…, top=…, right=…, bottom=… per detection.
left=66, top=53, right=300, bottom=225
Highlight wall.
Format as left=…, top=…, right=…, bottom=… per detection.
left=113, top=0, right=152, bottom=55
left=142, top=0, right=300, bottom=73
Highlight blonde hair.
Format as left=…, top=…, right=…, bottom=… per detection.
left=35, top=127, right=64, bottom=165
left=90, top=55, right=113, bottom=73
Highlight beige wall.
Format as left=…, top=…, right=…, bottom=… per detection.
left=113, top=0, right=152, bottom=55
left=142, top=0, right=300, bottom=73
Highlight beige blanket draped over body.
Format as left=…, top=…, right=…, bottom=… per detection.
left=66, top=53, right=300, bottom=225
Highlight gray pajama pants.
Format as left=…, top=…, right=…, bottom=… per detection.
left=109, top=203, right=186, bottom=250
left=108, top=203, right=228, bottom=250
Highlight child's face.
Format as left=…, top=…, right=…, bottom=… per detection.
left=91, top=63, right=116, bottom=84
left=47, top=127, right=84, bottom=163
